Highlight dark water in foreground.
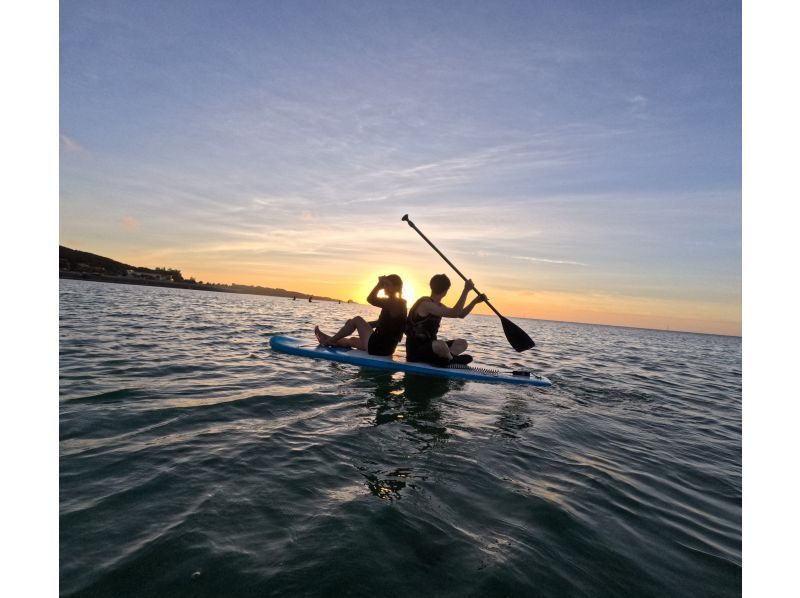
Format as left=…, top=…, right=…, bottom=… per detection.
left=60, top=280, right=741, bottom=597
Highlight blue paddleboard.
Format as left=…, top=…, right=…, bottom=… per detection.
left=269, top=335, right=551, bottom=387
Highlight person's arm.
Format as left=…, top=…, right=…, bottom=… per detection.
left=451, top=279, right=473, bottom=314
left=418, top=281, right=485, bottom=319
left=457, top=293, right=488, bottom=318
left=366, top=277, right=388, bottom=308
left=419, top=279, right=474, bottom=318
left=419, top=302, right=460, bottom=318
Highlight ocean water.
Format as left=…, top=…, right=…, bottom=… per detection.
left=59, top=279, right=741, bottom=597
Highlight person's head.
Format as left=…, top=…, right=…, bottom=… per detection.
left=383, top=274, right=403, bottom=298
left=429, top=273, right=451, bottom=298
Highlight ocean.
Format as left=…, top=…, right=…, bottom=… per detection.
left=59, top=279, right=741, bottom=597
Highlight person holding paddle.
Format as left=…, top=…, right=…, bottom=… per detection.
left=314, top=275, right=407, bottom=356
left=401, top=214, right=535, bottom=353
left=405, top=274, right=487, bottom=367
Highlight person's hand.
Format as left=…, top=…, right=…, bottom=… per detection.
left=476, top=293, right=488, bottom=303
left=378, top=275, right=388, bottom=287
left=464, top=279, right=475, bottom=292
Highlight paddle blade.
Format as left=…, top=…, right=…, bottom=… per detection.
left=501, top=316, right=535, bottom=351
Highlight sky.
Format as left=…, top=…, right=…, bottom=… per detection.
left=59, top=0, right=741, bottom=335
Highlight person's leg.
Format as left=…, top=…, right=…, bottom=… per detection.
left=444, top=339, right=473, bottom=365
left=448, top=339, right=468, bottom=356
left=351, top=316, right=374, bottom=351
left=315, top=325, right=331, bottom=345
left=315, top=325, right=347, bottom=346
left=318, top=316, right=373, bottom=350
left=317, top=318, right=358, bottom=345
left=432, top=340, right=452, bottom=360
left=336, top=337, right=364, bottom=349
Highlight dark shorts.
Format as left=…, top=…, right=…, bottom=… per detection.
left=406, top=339, right=454, bottom=368
left=367, top=332, right=399, bottom=356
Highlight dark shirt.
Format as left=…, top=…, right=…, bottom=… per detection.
left=405, top=297, right=450, bottom=365
left=405, top=297, right=442, bottom=344
left=367, top=296, right=407, bottom=355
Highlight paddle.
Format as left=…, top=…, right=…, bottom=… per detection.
left=401, top=214, right=535, bottom=351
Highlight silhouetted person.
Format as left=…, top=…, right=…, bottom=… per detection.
left=315, top=275, right=407, bottom=356
left=406, top=274, right=486, bottom=367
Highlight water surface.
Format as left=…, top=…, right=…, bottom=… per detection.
left=60, top=280, right=741, bottom=597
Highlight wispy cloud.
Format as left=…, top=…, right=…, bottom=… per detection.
left=511, top=255, right=588, bottom=266
left=463, top=249, right=587, bottom=267
left=60, top=134, right=83, bottom=152
left=627, top=95, right=649, bottom=119
left=120, top=216, right=139, bottom=231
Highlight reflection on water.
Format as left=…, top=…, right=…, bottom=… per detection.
left=494, top=397, right=534, bottom=440
left=353, top=369, right=465, bottom=501
left=363, top=469, right=414, bottom=501
left=360, top=369, right=458, bottom=435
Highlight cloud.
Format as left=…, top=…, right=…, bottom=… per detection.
left=628, top=95, right=648, bottom=118
left=466, top=249, right=588, bottom=267
left=60, top=134, right=83, bottom=152
left=511, top=254, right=588, bottom=266
left=121, top=216, right=139, bottom=231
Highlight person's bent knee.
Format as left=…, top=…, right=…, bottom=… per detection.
left=432, top=340, right=451, bottom=358
left=353, top=316, right=366, bottom=325
left=448, top=339, right=467, bottom=354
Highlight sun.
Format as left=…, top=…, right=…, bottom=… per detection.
left=376, top=282, right=416, bottom=305
left=401, top=282, right=416, bottom=305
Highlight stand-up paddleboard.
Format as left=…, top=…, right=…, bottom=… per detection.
left=270, top=336, right=552, bottom=387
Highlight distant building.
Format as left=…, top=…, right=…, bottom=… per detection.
left=127, top=270, right=171, bottom=281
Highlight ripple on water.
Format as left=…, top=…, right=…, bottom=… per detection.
left=59, top=280, right=741, bottom=597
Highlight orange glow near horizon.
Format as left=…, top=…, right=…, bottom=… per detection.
left=73, top=246, right=740, bottom=337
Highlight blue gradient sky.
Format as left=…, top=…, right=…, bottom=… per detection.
left=60, top=0, right=741, bottom=335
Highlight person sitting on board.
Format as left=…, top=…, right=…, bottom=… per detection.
left=314, top=275, right=407, bottom=356
left=405, top=274, right=487, bottom=367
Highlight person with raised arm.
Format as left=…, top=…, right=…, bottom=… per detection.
left=314, top=275, right=407, bottom=356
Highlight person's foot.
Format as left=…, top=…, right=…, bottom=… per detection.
left=314, top=326, right=332, bottom=346
left=450, top=353, right=473, bottom=365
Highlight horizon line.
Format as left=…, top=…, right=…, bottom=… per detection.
left=283, top=297, right=743, bottom=339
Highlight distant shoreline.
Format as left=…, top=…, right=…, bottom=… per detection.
left=59, top=273, right=738, bottom=338
left=59, top=272, right=344, bottom=303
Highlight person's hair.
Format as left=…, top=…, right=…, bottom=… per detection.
left=429, top=273, right=451, bottom=295
left=384, top=274, right=403, bottom=297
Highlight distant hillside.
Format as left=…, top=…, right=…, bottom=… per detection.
left=58, top=246, right=340, bottom=302
left=59, top=246, right=183, bottom=280
left=60, top=246, right=133, bottom=275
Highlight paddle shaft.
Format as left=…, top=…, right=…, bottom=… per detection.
left=402, top=216, right=502, bottom=318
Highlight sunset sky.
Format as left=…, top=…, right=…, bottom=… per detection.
left=59, top=1, right=741, bottom=335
